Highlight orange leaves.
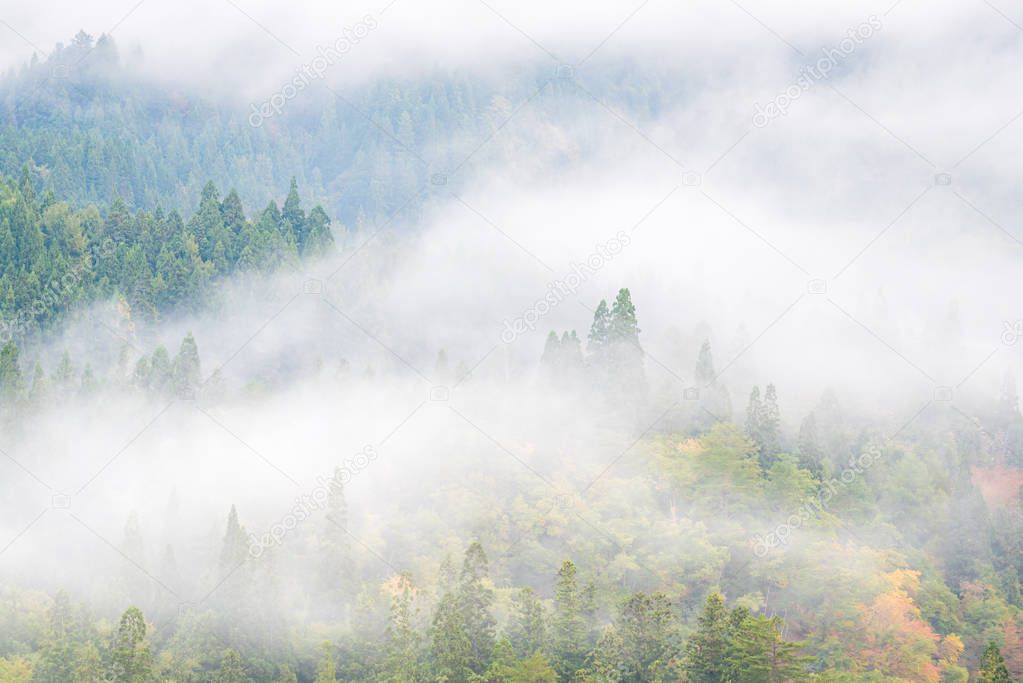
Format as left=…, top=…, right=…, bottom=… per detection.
left=854, top=570, right=942, bottom=682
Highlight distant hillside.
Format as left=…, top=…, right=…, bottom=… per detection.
left=0, top=31, right=679, bottom=228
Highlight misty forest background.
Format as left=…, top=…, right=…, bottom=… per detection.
left=0, top=31, right=1022, bottom=683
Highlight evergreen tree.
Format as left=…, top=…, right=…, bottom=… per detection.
left=541, top=331, right=560, bottom=376
left=797, top=412, right=823, bottom=478
left=727, top=614, right=809, bottom=682
left=171, top=332, right=201, bottom=398
left=507, top=587, right=547, bottom=657
left=108, top=606, right=153, bottom=683
left=457, top=542, right=496, bottom=675
left=978, top=641, right=1012, bottom=683
left=587, top=299, right=611, bottom=372
left=303, top=205, right=334, bottom=256
left=608, top=287, right=645, bottom=397
left=282, top=177, right=307, bottom=248
left=694, top=339, right=716, bottom=386
left=430, top=591, right=471, bottom=682
left=616, top=592, right=680, bottom=681
left=381, top=572, right=420, bottom=683
left=214, top=649, right=245, bottom=683
left=551, top=560, right=588, bottom=678
left=684, top=592, right=731, bottom=683
left=219, top=505, right=248, bottom=573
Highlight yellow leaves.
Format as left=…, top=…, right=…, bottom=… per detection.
left=882, top=569, right=921, bottom=595
left=0, top=656, right=32, bottom=682
left=938, top=633, right=964, bottom=667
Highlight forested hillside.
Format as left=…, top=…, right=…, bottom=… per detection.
left=0, top=171, right=332, bottom=344
left=0, top=13, right=1021, bottom=683
left=0, top=31, right=675, bottom=227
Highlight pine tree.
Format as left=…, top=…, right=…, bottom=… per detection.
left=616, top=592, right=680, bottom=680
left=684, top=592, right=731, bottom=683
left=430, top=591, right=471, bottom=682
left=35, top=591, right=79, bottom=682
left=303, top=205, right=334, bottom=257
left=608, top=288, right=645, bottom=397
left=147, top=345, right=172, bottom=395
left=27, top=362, right=48, bottom=407
left=693, top=340, right=732, bottom=427
left=53, top=351, right=76, bottom=398
left=560, top=330, right=583, bottom=380
left=457, top=542, right=496, bottom=675
left=584, top=625, right=626, bottom=681
left=507, top=587, right=547, bottom=657
left=727, top=613, right=809, bottom=682
left=381, top=572, right=420, bottom=683
left=541, top=331, right=561, bottom=376
left=978, top=641, right=1012, bottom=683
left=609, top=288, right=640, bottom=347
left=282, top=178, right=307, bottom=248
left=108, top=607, right=153, bottom=683
left=214, top=649, right=245, bottom=683
left=552, top=560, right=588, bottom=678
left=171, top=332, right=201, bottom=398
left=587, top=299, right=611, bottom=371
left=797, top=413, right=823, bottom=478
left=695, top=339, right=716, bottom=386
left=219, top=505, right=248, bottom=573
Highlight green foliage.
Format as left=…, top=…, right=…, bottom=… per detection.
left=978, top=641, right=1012, bottom=683
left=0, top=175, right=332, bottom=347
left=108, top=606, right=153, bottom=682
left=552, top=560, right=588, bottom=679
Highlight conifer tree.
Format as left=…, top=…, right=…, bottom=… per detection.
left=684, top=592, right=731, bottom=683
left=219, top=504, right=248, bottom=573
left=552, top=560, right=587, bottom=678
left=979, top=641, right=1012, bottom=683
left=430, top=591, right=471, bottom=682
left=541, top=331, right=560, bottom=375
left=616, top=592, right=680, bottom=680
left=507, top=587, right=547, bottom=657
left=214, top=649, right=245, bottom=683
left=587, top=299, right=611, bottom=371
left=108, top=607, right=152, bottom=683
left=797, top=412, right=823, bottom=478
left=457, top=542, right=496, bottom=675
left=172, top=332, right=201, bottom=398
left=382, top=572, right=420, bottom=683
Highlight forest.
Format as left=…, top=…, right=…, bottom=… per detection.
left=1, top=5, right=1022, bottom=683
